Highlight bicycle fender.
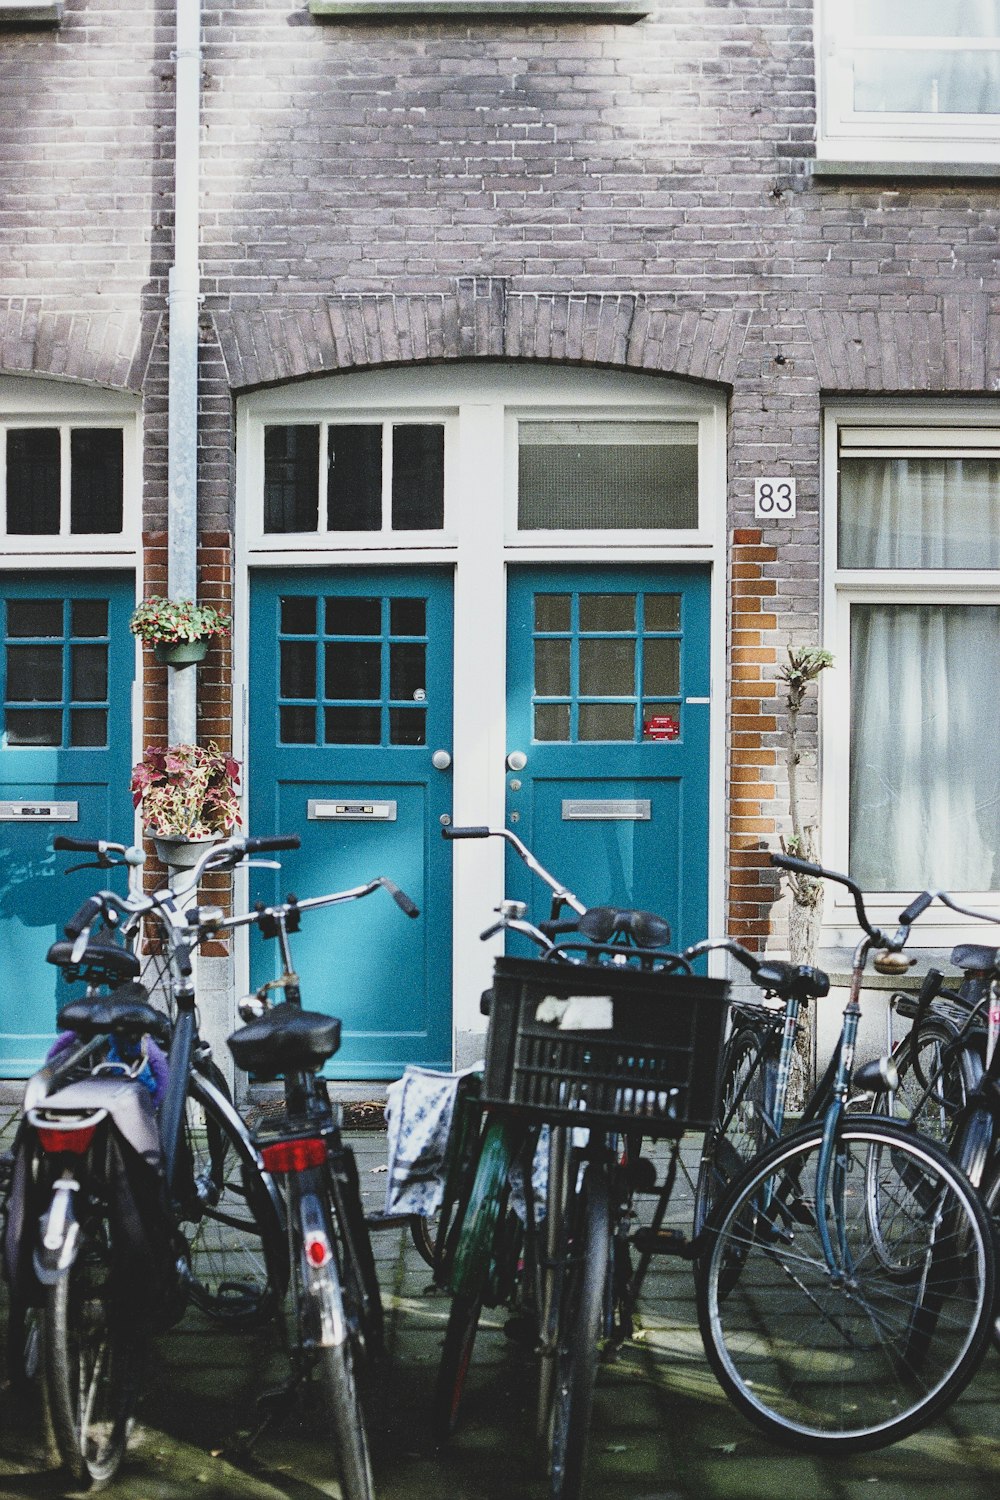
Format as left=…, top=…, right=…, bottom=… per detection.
left=296, top=1185, right=347, bottom=1349
left=33, top=1178, right=81, bottom=1285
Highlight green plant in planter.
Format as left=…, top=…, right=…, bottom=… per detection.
left=131, top=743, right=241, bottom=839
left=129, top=596, right=232, bottom=647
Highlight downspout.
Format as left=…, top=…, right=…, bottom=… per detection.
left=167, top=0, right=202, bottom=747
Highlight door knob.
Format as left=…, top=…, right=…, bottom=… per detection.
left=506, top=751, right=527, bottom=771
left=431, top=749, right=452, bottom=770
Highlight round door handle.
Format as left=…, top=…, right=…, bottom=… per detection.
left=431, top=749, right=452, bottom=770
left=506, top=751, right=527, bottom=772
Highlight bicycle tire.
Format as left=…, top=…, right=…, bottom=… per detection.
left=877, top=1018, right=982, bottom=1151
left=697, top=1118, right=994, bottom=1453
left=43, top=1205, right=145, bottom=1487
left=181, top=1067, right=287, bottom=1326
left=548, top=1157, right=610, bottom=1500
left=693, top=1023, right=776, bottom=1238
left=978, top=1160, right=1000, bottom=1354
left=432, top=1289, right=484, bottom=1442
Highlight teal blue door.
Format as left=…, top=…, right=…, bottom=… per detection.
left=506, top=567, right=710, bottom=954
left=0, top=574, right=135, bottom=1076
left=249, top=569, right=453, bottom=1078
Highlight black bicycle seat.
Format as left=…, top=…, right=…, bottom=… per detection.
left=47, top=937, right=140, bottom=986
left=951, top=943, right=1000, bottom=973
left=754, top=960, right=830, bottom=1001
left=578, top=905, right=672, bottom=948
left=57, top=981, right=168, bottom=1043
left=228, top=1006, right=342, bottom=1080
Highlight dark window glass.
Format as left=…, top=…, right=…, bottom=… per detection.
left=534, top=703, right=570, bottom=741
left=325, top=706, right=381, bottom=744
left=280, top=705, right=316, bottom=744
left=264, top=426, right=320, bottom=533
left=280, top=642, right=315, bottom=699
left=389, top=643, right=425, bottom=700
left=7, top=644, right=61, bottom=701
left=280, top=596, right=316, bottom=634
left=6, top=429, right=60, bottom=535
left=4, top=709, right=61, bottom=745
left=70, top=429, right=123, bottom=533
left=326, top=597, right=381, bottom=636
left=535, top=640, right=570, bottom=698
left=7, top=599, right=62, bottom=637
left=71, top=599, right=108, bottom=637
left=392, top=425, right=444, bottom=530
left=326, top=642, right=381, bottom=700
left=390, top=598, right=426, bottom=636
left=389, top=707, right=426, bottom=745
left=70, top=709, right=107, bottom=746
left=535, top=594, right=571, bottom=632
left=579, top=703, right=635, bottom=741
left=71, top=645, right=107, bottom=702
left=644, top=639, right=680, bottom=697
left=327, top=426, right=381, bottom=531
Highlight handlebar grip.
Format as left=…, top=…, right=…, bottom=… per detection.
left=244, top=835, right=301, bottom=854
left=383, top=880, right=420, bottom=919
left=53, top=836, right=100, bottom=853
left=898, top=890, right=934, bottom=926
left=442, top=826, right=491, bottom=839
left=64, top=895, right=104, bottom=940
left=771, top=852, right=825, bottom=880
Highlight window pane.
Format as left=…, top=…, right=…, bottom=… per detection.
left=280, top=705, right=316, bottom=744
left=642, top=703, right=681, bottom=740
left=326, top=597, right=380, bottom=636
left=389, top=642, right=425, bottom=700
left=535, top=594, right=571, bottom=632
left=389, top=707, right=426, bottom=745
left=327, top=426, right=381, bottom=531
left=518, top=422, right=698, bottom=530
left=264, top=426, right=319, bottom=533
left=839, top=457, right=1000, bottom=568
left=6, top=429, right=60, bottom=535
left=857, top=2, right=1000, bottom=35
left=71, top=599, right=108, bottom=637
left=579, top=703, right=635, bottom=741
left=7, top=644, right=61, bottom=701
left=644, top=638, right=680, bottom=697
left=391, top=425, right=444, bottom=530
left=70, top=429, right=123, bottom=533
left=854, top=51, right=1000, bottom=114
left=7, top=599, right=61, bottom=637
left=579, top=594, right=635, bottom=632
left=4, top=709, right=60, bottom=745
left=645, top=594, right=680, bottom=631
left=325, top=706, right=380, bottom=744
left=534, top=640, right=570, bottom=698
left=280, top=641, right=315, bottom=699
left=579, top=638, right=635, bottom=697
left=281, top=596, right=316, bottom=634
left=534, top=702, right=570, bottom=741
left=850, top=603, right=1000, bottom=890
left=325, top=642, right=380, bottom=699
left=71, top=645, right=107, bottom=702
left=390, top=598, right=426, bottom=636
left=70, top=709, right=106, bottom=747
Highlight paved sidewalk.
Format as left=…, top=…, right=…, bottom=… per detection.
left=1, top=1125, right=999, bottom=1499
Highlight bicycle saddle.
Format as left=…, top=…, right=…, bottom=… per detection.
left=46, top=935, right=140, bottom=986
left=578, top=905, right=672, bottom=948
left=57, top=982, right=169, bottom=1043
left=951, top=943, right=1000, bottom=973
left=754, top=960, right=830, bottom=1000
left=228, top=1005, right=342, bottom=1080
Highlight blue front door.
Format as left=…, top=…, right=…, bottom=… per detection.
left=0, top=573, right=135, bottom=1075
left=248, top=569, right=453, bottom=1078
left=506, top=566, right=711, bottom=953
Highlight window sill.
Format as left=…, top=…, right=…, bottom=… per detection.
left=0, top=1, right=62, bottom=23
left=308, top=0, right=648, bottom=18
left=812, top=158, right=1000, bottom=182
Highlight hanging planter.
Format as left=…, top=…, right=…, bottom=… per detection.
left=149, top=830, right=222, bottom=870
left=129, top=596, right=231, bottom=667
left=131, top=743, right=242, bottom=871
left=152, top=638, right=210, bottom=667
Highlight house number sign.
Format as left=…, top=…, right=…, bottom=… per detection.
left=754, top=478, right=796, bottom=518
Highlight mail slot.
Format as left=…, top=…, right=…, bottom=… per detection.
left=0, top=801, right=79, bottom=823
left=561, top=799, right=651, bottom=821
left=307, top=799, right=398, bottom=822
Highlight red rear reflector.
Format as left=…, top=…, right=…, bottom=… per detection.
left=261, top=1137, right=326, bottom=1174
left=305, top=1231, right=332, bottom=1267
left=37, top=1125, right=96, bottom=1155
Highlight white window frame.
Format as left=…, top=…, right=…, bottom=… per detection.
left=822, top=404, right=1000, bottom=947
left=816, top=1, right=1000, bottom=166
left=0, top=377, right=141, bottom=562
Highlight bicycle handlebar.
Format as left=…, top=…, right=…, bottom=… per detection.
left=442, top=824, right=587, bottom=916
left=770, top=851, right=902, bottom=948
left=442, top=825, right=491, bottom=839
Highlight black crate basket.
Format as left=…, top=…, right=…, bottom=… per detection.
left=481, top=955, right=730, bottom=1138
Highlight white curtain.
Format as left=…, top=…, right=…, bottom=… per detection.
left=840, top=457, right=1000, bottom=568
left=850, top=604, right=1000, bottom=891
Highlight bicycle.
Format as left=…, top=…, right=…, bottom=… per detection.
left=694, top=851, right=997, bottom=1454
left=226, top=871, right=420, bottom=1500
left=3, top=832, right=291, bottom=1486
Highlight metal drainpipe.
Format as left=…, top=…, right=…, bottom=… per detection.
left=166, top=0, right=202, bottom=747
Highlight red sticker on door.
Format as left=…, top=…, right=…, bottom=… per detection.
left=643, top=715, right=679, bottom=741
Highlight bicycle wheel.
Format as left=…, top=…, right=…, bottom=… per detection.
left=977, top=1160, right=1000, bottom=1353
left=697, top=1118, right=994, bottom=1453
left=43, top=1206, right=145, bottom=1487
left=878, top=1018, right=982, bottom=1150
left=693, top=1023, right=776, bottom=1236
left=548, top=1157, right=610, bottom=1500
left=317, top=1333, right=374, bottom=1500
left=180, top=1068, right=287, bottom=1326
left=432, top=1289, right=484, bottom=1442
left=329, top=1142, right=384, bottom=1360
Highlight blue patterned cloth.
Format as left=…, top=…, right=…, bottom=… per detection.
left=383, top=1063, right=481, bottom=1218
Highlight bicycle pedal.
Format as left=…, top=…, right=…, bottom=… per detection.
left=631, top=1226, right=695, bottom=1259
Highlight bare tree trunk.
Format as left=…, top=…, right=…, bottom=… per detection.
left=787, top=895, right=822, bottom=1108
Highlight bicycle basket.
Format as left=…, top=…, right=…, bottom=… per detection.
left=481, top=956, right=730, bottom=1137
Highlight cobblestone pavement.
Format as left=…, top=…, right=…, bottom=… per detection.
left=0, top=1117, right=999, bottom=1499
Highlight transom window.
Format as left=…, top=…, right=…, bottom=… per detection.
left=817, top=1, right=1000, bottom=165
left=2, top=425, right=124, bottom=538
left=2, top=596, right=110, bottom=748
left=264, top=422, right=444, bottom=535
left=517, top=422, right=698, bottom=532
